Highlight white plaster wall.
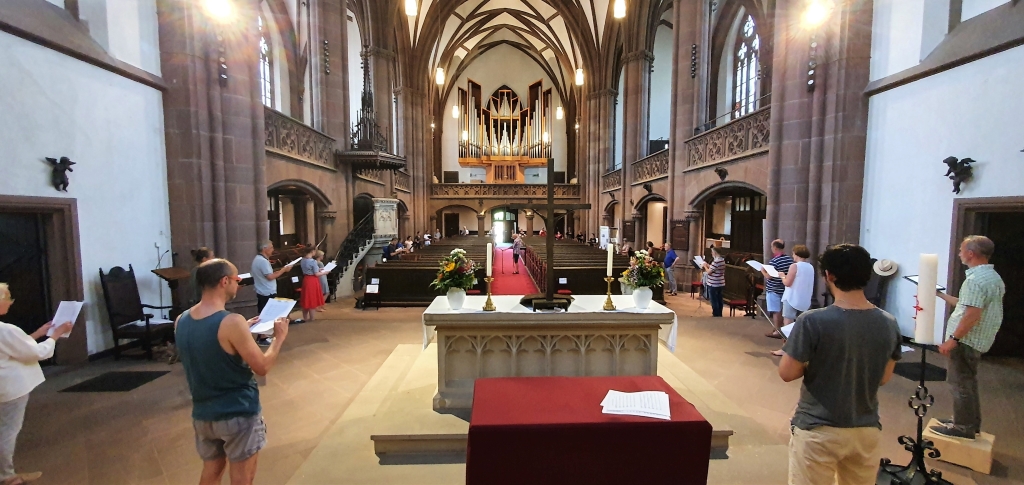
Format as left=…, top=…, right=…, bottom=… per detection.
left=649, top=24, right=673, bottom=143
left=0, top=33, right=171, bottom=355
left=870, top=0, right=927, bottom=81
left=78, top=0, right=161, bottom=75
left=961, top=0, right=1009, bottom=21
left=861, top=45, right=1024, bottom=342
left=441, top=44, right=567, bottom=183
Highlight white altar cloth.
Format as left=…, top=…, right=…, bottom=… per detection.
left=422, top=294, right=678, bottom=352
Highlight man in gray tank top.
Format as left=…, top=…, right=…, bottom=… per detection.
left=778, top=244, right=902, bottom=485
left=175, top=259, right=290, bottom=485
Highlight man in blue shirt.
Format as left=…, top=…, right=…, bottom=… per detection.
left=251, top=241, right=295, bottom=313
left=663, top=243, right=679, bottom=296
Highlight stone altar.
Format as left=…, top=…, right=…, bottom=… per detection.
left=422, top=295, right=678, bottom=411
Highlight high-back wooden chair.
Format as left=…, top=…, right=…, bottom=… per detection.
left=99, top=265, right=173, bottom=360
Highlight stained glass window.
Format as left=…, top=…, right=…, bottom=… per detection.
left=733, top=15, right=760, bottom=119
left=259, top=16, right=273, bottom=107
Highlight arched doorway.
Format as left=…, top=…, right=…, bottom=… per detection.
left=690, top=183, right=766, bottom=253
left=353, top=193, right=374, bottom=226
left=435, top=204, right=479, bottom=237
left=489, top=207, right=519, bottom=243
left=268, top=180, right=332, bottom=249
left=634, top=194, right=668, bottom=248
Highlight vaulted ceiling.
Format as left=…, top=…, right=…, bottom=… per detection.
left=402, top=0, right=648, bottom=99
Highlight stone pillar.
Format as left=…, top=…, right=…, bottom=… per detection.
left=320, top=0, right=352, bottom=239
left=396, top=86, right=430, bottom=233
left=477, top=213, right=487, bottom=237
left=668, top=0, right=703, bottom=222
left=429, top=214, right=438, bottom=235
left=586, top=90, right=617, bottom=234
left=765, top=0, right=872, bottom=267
left=621, top=50, right=653, bottom=191
left=685, top=210, right=703, bottom=284
left=525, top=212, right=535, bottom=235
left=632, top=211, right=645, bottom=248
left=157, top=0, right=267, bottom=311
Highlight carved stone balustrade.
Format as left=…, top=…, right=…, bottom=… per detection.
left=354, top=167, right=385, bottom=185
left=431, top=183, right=580, bottom=199
left=684, top=106, right=770, bottom=170
left=601, top=169, right=622, bottom=192
left=631, top=149, right=669, bottom=185
left=395, top=170, right=411, bottom=193
left=264, top=107, right=336, bottom=170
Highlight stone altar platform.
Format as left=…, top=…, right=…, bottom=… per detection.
left=421, top=294, right=678, bottom=411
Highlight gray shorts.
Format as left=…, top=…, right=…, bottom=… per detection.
left=782, top=301, right=802, bottom=320
left=193, top=414, right=267, bottom=462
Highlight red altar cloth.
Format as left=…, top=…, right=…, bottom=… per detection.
left=466, top=376, right=713, bottom=485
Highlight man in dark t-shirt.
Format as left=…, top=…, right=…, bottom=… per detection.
left=779, top=244, right=901, bottom=485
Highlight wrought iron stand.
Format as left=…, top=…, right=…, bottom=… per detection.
left=877, top=342, right=952, bottom=485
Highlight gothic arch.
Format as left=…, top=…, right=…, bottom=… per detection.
left=267, top=179, right=332, bottom=207
left=688, top=180, right=766, bottom=208
left=633, top=193, right=667, bottom=211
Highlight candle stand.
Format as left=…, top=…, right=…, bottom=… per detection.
left=483, top=277, right=496, bottom=311
left=603, top=277, right=616, bottom=311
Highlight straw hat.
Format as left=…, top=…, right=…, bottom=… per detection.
left=873, top=259, right=898, bottom=276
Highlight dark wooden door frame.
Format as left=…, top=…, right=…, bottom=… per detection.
left=946, top=196, right=1024, bottom=335
left=0, top=195, right=86, bottom=363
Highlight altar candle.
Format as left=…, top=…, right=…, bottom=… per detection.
left=607, top=243, right=614, bottom=276
left=486, top=243, right=493, bottom=277
left=915, top=254, right=939, bottom=345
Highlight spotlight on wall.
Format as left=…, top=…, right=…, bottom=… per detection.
left=575, top=121, right=580, bottom=130
left=435, top=67, right=445, bottom=85
left=575, top=68, right=585, bottom=86
left=452, top=105, right=459, bottom=118
left=802, top=0, right=833, bottom=29
left=555, top=106, right=564, bottom=120
left=690, top=44, right=698, bottom=79
left=405, top=0, right=417, bottom=17
left=807, top=39, right=818, bottom=92
left=203, top=0, right=234, bottom=23
left=613, top=0, right=626, bottom=19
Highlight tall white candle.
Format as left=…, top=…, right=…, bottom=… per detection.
left=915, top=254, right=939, bottom=344
left=607, top=244, right=614, bottom=277
left=486, top=243, right=493, bottom=277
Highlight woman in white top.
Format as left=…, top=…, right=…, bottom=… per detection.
left=772, top=245, right=814, bottom=356
left=0, top=283, right=72, bottom=485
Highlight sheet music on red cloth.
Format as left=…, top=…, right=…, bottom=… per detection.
left=601, top=390, right=671, bottom=420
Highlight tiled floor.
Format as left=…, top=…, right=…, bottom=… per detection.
left=12, top=296, right=1024, bottom=484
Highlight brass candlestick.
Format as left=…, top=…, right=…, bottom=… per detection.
left=483, top=277, right=496, bottom=311
left=603, top=276, right=617, bottom=311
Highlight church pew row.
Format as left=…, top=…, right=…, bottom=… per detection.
left=363, top=266, right=488, bottom=306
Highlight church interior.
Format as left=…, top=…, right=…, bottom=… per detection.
left=1, top=0, right=1023, bottom=483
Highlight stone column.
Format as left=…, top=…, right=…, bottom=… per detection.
left=396, top=86, right=430, bottom=233
left=319, top=0, right=352, bottom=240
left=685, top=209, right=703, bottom=284
left=157, top=0, right=268, bottom=311
left=621, top=50, right=654, bottom=190
left=668, top=0, right=703, bottom=221
left=525, top=212, right=535, bottom=235
left=632, top=210, right=645, bottom=247
left=477, top=213, right=487, bottom=237
left=429, top=214, right=438, bottom=235
left=586, top=90, right=617, bottom=233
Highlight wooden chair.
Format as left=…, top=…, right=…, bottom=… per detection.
left=99, top=265, right=174, bottom=360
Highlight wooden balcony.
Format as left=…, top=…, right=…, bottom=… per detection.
left=431, top=183, right=580, bottom=199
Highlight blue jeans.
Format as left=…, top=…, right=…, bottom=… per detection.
left=708, top=286, right=724, bottom=317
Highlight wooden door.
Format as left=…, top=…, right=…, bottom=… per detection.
left=444, top=213, right=460, bottom=238
left=0, top=213, right=50, bottom=334
left=979, top=211, right=1024, bottom=357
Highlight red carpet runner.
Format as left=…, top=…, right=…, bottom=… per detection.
left=490, top=243, right=538, bottom=295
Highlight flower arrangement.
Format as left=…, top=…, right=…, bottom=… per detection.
left=620, top=250, right=665, bottom=288
left=430, top=248, right=479, bottom=292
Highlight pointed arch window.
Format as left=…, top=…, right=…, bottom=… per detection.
left=733, top=15, right=760, bottom=118
left=259, top=15, right=274, bottom=107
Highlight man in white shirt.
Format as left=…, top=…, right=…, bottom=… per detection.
left=0, top=283, right=72, bottom=485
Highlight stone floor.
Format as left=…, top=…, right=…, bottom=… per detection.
left=13, top=295, right=1024, bottom=484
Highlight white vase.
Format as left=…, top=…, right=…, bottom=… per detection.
left=447, top=288, right=467, bottom=310
left=632, top=287, right=653, bottom=310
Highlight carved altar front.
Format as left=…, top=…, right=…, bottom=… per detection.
left=422, top=295, right=678, bottom=411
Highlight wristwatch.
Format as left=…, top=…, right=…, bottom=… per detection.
left=951, top=336, right=961, bottom=343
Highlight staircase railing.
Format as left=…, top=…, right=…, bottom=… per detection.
left=327, top=213, right=375, bottom=293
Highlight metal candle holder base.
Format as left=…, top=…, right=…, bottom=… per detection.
left=603, top=276, right=616, bottom=311
left=483, top=277, right=496, bottom=311
left=877, top=342, right=952, bottom=485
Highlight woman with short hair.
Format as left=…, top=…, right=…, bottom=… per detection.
left=772, top=244, right=815, bottom=356
left=701, top=246, right=727, bottom=317
left=315, top=250, right=329, bottom=312
left=0, top=283, right=72, bottom=485
left=299, top=248, right=330, bottom=322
